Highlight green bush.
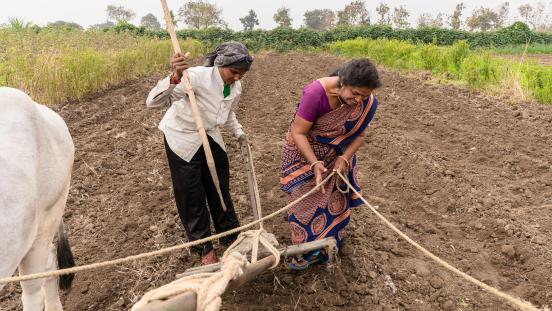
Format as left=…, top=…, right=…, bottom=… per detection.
left=417, top=44, right=448, bottom=72
left=460, top=53, right=503, bottom=87
left=450, top=40, right=470, bottom=72
left=329, top=39, right=418, bottom=70
left=523, top=66, right=552, bottom=103
left=86, top=22, right=552, bottom=53
left=3, top=23, right=550, bottom=105
left=326, top=38, right=551, bottom=104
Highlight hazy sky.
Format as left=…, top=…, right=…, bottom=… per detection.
left=0, top=0, right=546, bottom=30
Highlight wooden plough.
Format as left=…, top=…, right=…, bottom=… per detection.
left=135, top=238, right=337, bottom=311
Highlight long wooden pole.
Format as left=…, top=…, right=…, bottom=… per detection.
left=174, top=237, right=337, bottom=279
left=239, top=140, right=262, bottom=229
left=160, top=0, right=226, bottom=211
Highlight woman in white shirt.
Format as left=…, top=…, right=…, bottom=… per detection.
left=146, top=42, right=252, bottom=265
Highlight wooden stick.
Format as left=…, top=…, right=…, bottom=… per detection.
left=175, top=262, right=221, bottom=278
left=239, top=140, right=262, bottom=228
left=159, top=0, right=180, bottom=54
left=160, top=0, right=227, bottom=211
left=283, top=237, right=336, bottom=257
left=175, top=238, right=337, bottom=279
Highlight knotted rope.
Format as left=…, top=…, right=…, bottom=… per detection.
left=131, top=229, right=281, bottom=311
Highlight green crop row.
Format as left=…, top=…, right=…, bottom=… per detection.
left=104, top=22, right=552, bottom=52
left=327, top=38, right=552, bottom=104
left=0, top=28, right=203, bottom=105
left=1, top=24, right=550, bottom=106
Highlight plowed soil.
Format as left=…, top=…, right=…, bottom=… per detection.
left=1, top=53, right=551, bottom=311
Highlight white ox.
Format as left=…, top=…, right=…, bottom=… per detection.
left=0, top=87, right=75, bottom=311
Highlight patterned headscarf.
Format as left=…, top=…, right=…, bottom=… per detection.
left=203, top=41, right=253, bottom=70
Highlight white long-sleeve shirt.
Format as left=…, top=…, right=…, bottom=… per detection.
left=146, top=66, right=245, bottom=162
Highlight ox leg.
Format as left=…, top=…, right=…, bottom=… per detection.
left=19, top=241, right=49, bottom=311
left=19, top=238, right=64, bottom=311
left=43, top=181, right=71, bottom=311
left=20, top=185, right=68, bottom=311
left=43, top=243, right=63, bottom=311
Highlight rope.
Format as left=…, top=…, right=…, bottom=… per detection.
left=223, top=229, right=281, bottom=268
left=335, top=171, right=350, bottom=194
left=130, top=251, right=248, bottom=311
left=335, top=171, right=548, bottom=311
left=131, top=229, right=281, bottom=311
left=0, top=172, right=335, bottom=285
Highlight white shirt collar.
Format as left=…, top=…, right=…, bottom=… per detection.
left=213, top=66, right=225, bottom=89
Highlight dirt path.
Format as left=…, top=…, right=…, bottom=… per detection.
left=1, top=53, right=551, bottom=311
left=499, top=53, right=552, bottom=66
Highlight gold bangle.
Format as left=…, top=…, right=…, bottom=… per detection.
left=338, top=155, right=350, bottom=167
left=309, top=160, right=324, bottom=171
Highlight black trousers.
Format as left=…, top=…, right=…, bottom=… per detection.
left=164, top=136, right=240, bottom=256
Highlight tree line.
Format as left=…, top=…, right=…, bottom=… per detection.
left=110, top=0, right=552, bottom=33
left=3, top=1, right=552, bottom=33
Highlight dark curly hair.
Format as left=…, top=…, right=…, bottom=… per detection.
left=330, top=58, right=381, bottom=89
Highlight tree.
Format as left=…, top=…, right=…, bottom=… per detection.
left=337, top=0, right=370, bottom=26
left=448, top=2, right=466, bottom=30
left=303, top=9, right=335, bottom=31
left=495, top=2, right=510, bottom=28
left=47, top=21, right=83, bottom=30
left=239, top=9, right=259, bottom=30
left=376, top=3, right=392, bottom=25
left=89, top=21, right=115, bottom=30
left=159, top=10, right=180, bottom=29
left=178, top=0, right=226, bottom=29
left=433, top=13, right=445, bottom=28
left=106, top=5, right=135, bottom=23
left=466, top=7, right=498, bottom=31
left=170, top=10, right=179, bottom=28
left=273, top=7, right=293, bottom=28
left=466, top=3, right=510, bottom=32
left=417, top=13, right=432, bottom=28
left=392, top=5, right=410, bottom=29
left=518, top=4, right=534, bottom=27
left=417, top=13, right=444, bottom=28
left=518, top=2, right=548, bottom=30
left=140, top=13, right=161, bottom=31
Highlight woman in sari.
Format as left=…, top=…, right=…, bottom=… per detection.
left=280, top=59, right=381, bottom=269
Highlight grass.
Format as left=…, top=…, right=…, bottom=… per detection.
left=0, top=28, right=204, bottom=106
left=327, top=38, right=552, bottom=104
left=1, top=27, right=550, bottom=106
left=490, top=43, right=552, bottom=55
left=457, top=297, right=470, bottom=310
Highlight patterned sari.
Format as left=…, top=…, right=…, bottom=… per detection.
left=280, top=94, right=378, bottom=260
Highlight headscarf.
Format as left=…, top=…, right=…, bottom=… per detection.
left=203, top=41, right=253, bottom=70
